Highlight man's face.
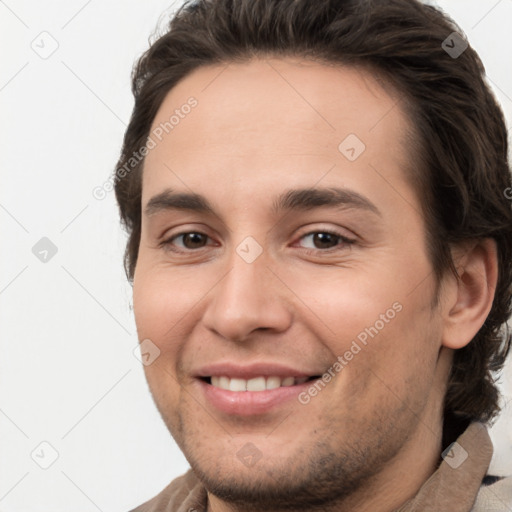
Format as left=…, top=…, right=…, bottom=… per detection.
left=133, top=59, right=446, bottom=507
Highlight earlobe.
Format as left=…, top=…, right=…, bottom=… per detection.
left=442, top=238, right=498, bottom=350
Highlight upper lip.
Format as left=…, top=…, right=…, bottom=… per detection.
left=194, top=362, right=322, bottom=379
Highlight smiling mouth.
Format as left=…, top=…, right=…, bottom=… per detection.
left=201, top=375, right=321, bottom=392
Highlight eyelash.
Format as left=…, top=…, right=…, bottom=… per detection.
left=159, top=229, right=355, bottom=254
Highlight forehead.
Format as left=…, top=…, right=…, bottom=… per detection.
left=142, top=58, right=413, bottom=204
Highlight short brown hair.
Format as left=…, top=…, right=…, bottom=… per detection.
left=114, top=0, right=512, bottom=424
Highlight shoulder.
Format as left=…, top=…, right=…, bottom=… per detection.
left=472, top=475, right=512, bottom=511
left=128, top=469, right=207, bottom=512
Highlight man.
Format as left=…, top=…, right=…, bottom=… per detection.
left=114, top=0, right=512, bottom=510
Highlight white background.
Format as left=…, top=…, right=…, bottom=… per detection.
left=1, top=1, right=511, bottom=510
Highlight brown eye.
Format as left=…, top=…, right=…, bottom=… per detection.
left=179, top=232, right=208, bottom=249
left=312, top=232, right=339, bottom=249
left=298, top=231, right=354, bottom=250
left=160, top=231, right=211, bottom=252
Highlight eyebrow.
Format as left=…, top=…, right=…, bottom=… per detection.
left=272, top=187, right=381, bottom=216
left=144, top=187, right=381, bottom=218
left=145, top=189, right=214, bottom=217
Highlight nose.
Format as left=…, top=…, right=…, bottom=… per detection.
left=201, top=247, right=293, bottom=342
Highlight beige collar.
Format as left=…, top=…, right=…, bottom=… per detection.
left=396, top=422, right=493, bottom=512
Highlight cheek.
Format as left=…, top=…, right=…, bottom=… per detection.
left=133, top=272, right=186, bottom=427
left=294, top=269, right=440, bottom=391
left=132, top=268, right=193, bottom=397
left=283, top=270, right=404, bottom=348
left=343, top=296, right=442, bottom=413
left=133, top=279, right=171, bottom=340
left=132, top=264, right=205, bottom=342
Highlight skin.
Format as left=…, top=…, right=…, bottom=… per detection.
left=132, top=58, right=497, bottom=512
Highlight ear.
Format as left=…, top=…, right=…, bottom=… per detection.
left=441, top=238, right=498, bottom=350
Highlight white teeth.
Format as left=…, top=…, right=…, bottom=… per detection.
left=229, top=378, right=246, bottom=392
left=209, top=376, right=307, bottom=391
left=247, top=377, right=266, bottom=391
left=266, top=376, right=281, bottom=390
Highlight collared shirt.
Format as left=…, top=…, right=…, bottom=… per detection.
left=130, top=422, right=512, bottom=512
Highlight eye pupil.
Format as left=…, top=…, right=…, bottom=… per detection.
left=313, top=232, right=337, bottom=249
left=183, top=233, right=207, bottom=249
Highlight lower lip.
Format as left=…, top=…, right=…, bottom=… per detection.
left=197, top=378, right=315, bottom=416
